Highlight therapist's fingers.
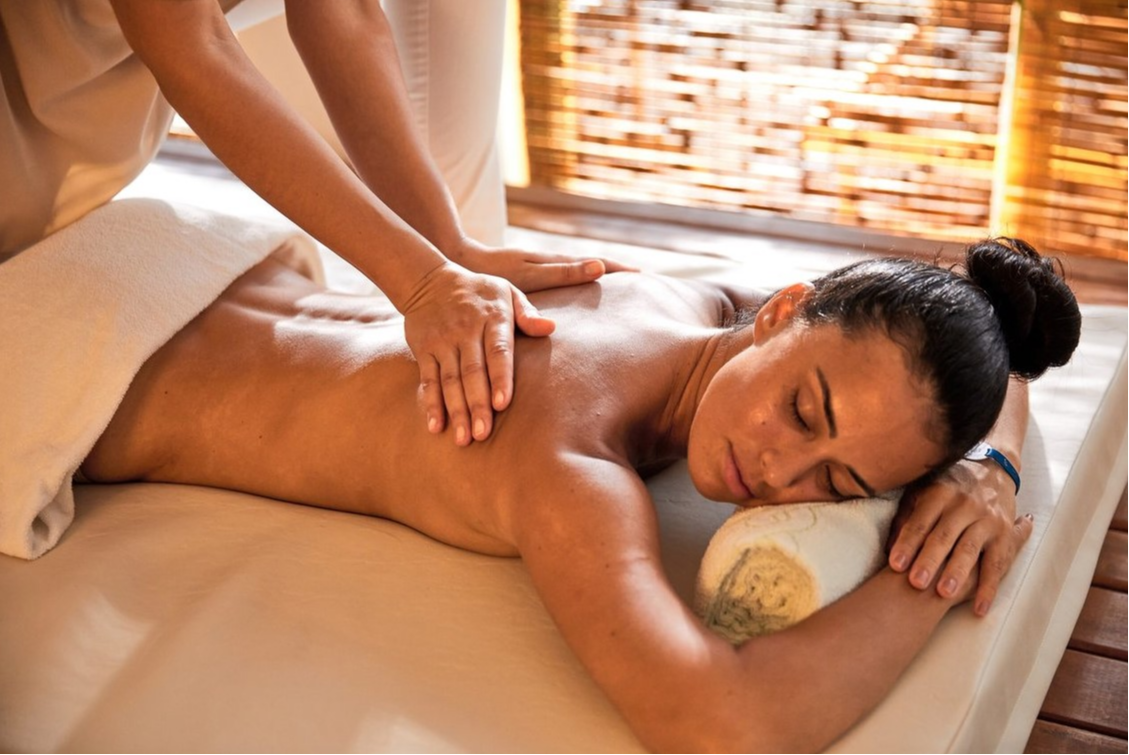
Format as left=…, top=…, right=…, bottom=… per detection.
left=456, top=244, right=641, bottom=294
left=439, top=349, right=473, bottom=447
left=400, top=263, right=525, bottom=444
left=459, top=339, right=495, bottom=443
left=517, top=258, right=606, bottom=292
left=511, top=287, right=556, bottom=338
left=484, top=314, right=515, bottom=413
left=418, top=355, right=446, bottom=434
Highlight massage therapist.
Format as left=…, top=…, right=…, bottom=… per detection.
left=0, top=0, right=626, bottom=445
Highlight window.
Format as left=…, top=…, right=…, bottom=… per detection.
left=517, top=0, right=1127, bottom=260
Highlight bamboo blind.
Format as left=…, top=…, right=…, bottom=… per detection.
left=518, top=0, right=1128, bottom=260
left=997, top=0, right=1127, bottom=260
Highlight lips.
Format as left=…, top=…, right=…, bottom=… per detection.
left=724, top=442, right=753, bottom=500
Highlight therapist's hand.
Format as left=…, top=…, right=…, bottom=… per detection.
left=450, top=238, right=637, bottom=293
left=886, top=459, right=1033, bottom=616
left=402, top=262, right=554, bottom=446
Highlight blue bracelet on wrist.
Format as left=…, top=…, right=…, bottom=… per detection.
left=964, top=441, right=1021, bottom=494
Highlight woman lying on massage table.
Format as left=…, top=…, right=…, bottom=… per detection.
left=81, top=237, right=1080, bottom=752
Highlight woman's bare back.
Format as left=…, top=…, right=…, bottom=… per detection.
left=83, top=258, right=734, bottom=555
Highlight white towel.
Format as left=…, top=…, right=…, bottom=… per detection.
left=694, top=494, right=899, bottom=643
left=0, top=198, right=321, bottom=559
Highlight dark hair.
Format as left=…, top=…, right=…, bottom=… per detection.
left=797, top=237, right=1081, bottom=470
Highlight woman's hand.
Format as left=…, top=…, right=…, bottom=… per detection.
left=450, top=238, right=637, bottom=293
left=401, top=262, right=554, bottom=446
left=886, top=459, right=1034, bottom=616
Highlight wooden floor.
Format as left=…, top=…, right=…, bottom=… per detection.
left=507, top=197, right=1129, bottom=754
left=1024, top=487, right=1128, bottom=753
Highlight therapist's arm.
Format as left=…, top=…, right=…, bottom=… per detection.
left=110, top=0, right=553, bottom=445
left=283, top=0, right=633, bottom=288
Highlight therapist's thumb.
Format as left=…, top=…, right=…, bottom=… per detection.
left=512, top=288, right=555, bottom=337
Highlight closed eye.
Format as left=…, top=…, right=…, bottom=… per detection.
left=822, top=465, right=846, bottom=501
left=790, top=388, right=810, bottom=431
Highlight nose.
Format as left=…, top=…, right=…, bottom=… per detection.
left=758, top=446, right=814, bottom=496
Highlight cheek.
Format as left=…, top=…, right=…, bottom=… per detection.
left=686, top=390, right=733, bottom=497
left=748, top=402, right=774, bottom=430
left=685, top=431, right=726, bottom=501
left=705, top=376, right=781, bottom=452
left=729, top=362, right=784, bottom=433
left=738, top=392, right=784, bottom=448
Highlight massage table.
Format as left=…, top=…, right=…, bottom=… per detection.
left=0, top=199, right=1125, bottom=752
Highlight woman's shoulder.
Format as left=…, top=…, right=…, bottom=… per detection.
left=542, top=271, right=751, bottom=330
left=614, top=272, right=773, bottom=326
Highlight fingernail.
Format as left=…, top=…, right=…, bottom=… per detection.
left=474, top=418, right=485, bottom=439
left=428, top=416, right=438, bottom=433
left=891, top=552, right=908, bottom=571
left=494, top=390, right=505, bottom=409
left=940, top=577, right=957, bottom=597
left=912, top=567, right=931, bottom=587
left=584, top=261, right=603, bottom=277
left=1024, top=513, right=1034, bottom=521
left=975, top=599, right=991, bottom=616
left=456, top=426, right=467, bottom=445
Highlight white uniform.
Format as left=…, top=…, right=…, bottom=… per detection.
left=0, top=0, right=507, bottom=258
left=0, top=0, right=174, bottom=257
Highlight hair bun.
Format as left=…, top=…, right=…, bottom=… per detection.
left=965, top=237, right=1081, bottom=380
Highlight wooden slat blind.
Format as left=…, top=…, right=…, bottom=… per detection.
left=518, top=0, right=1127, bottom=260
left=998, top=0, right=1127, bottom=260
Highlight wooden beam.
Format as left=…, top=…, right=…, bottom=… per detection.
left=1069, top=588, right=1128, bottom=661
left=1094, top=531, right=1128, bottom=592
left=1026, top=720, right=1128, bottom=754
left=1039, top=650, right=1128, bottom=738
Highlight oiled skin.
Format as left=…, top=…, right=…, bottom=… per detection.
left=84, top=258, right=736, bottom=556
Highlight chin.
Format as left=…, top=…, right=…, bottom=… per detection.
left=686, top=460, right=733, bottom=504
left=685, top=450, right=720, bottom=502
left=686, top=431, right=742, bottom=504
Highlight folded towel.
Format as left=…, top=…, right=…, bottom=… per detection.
left=0, top=199, right=320, bottom=559
left=694, top=494, right=899, bottom=643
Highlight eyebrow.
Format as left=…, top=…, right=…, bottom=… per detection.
left=817, top=366, right=877, bottom=498
left=816, top=367, right=837, bottom=438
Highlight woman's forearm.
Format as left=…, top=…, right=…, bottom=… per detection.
left=729, top=568, right=954, bottom=752
left=985, top=377, right=1029, bottom=469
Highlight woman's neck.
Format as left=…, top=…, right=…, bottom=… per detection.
left=644, top=325, right=757, bottom=461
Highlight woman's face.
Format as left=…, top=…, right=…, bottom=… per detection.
left=688, top=287, right=944, bottom=506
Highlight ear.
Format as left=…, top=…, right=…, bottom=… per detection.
left=752, top=282, right=814, bottom=344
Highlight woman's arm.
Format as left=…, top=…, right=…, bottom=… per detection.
left=887, top=377, right=1030, bottom=615
left=514, top=456, right=1022, bottom=752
